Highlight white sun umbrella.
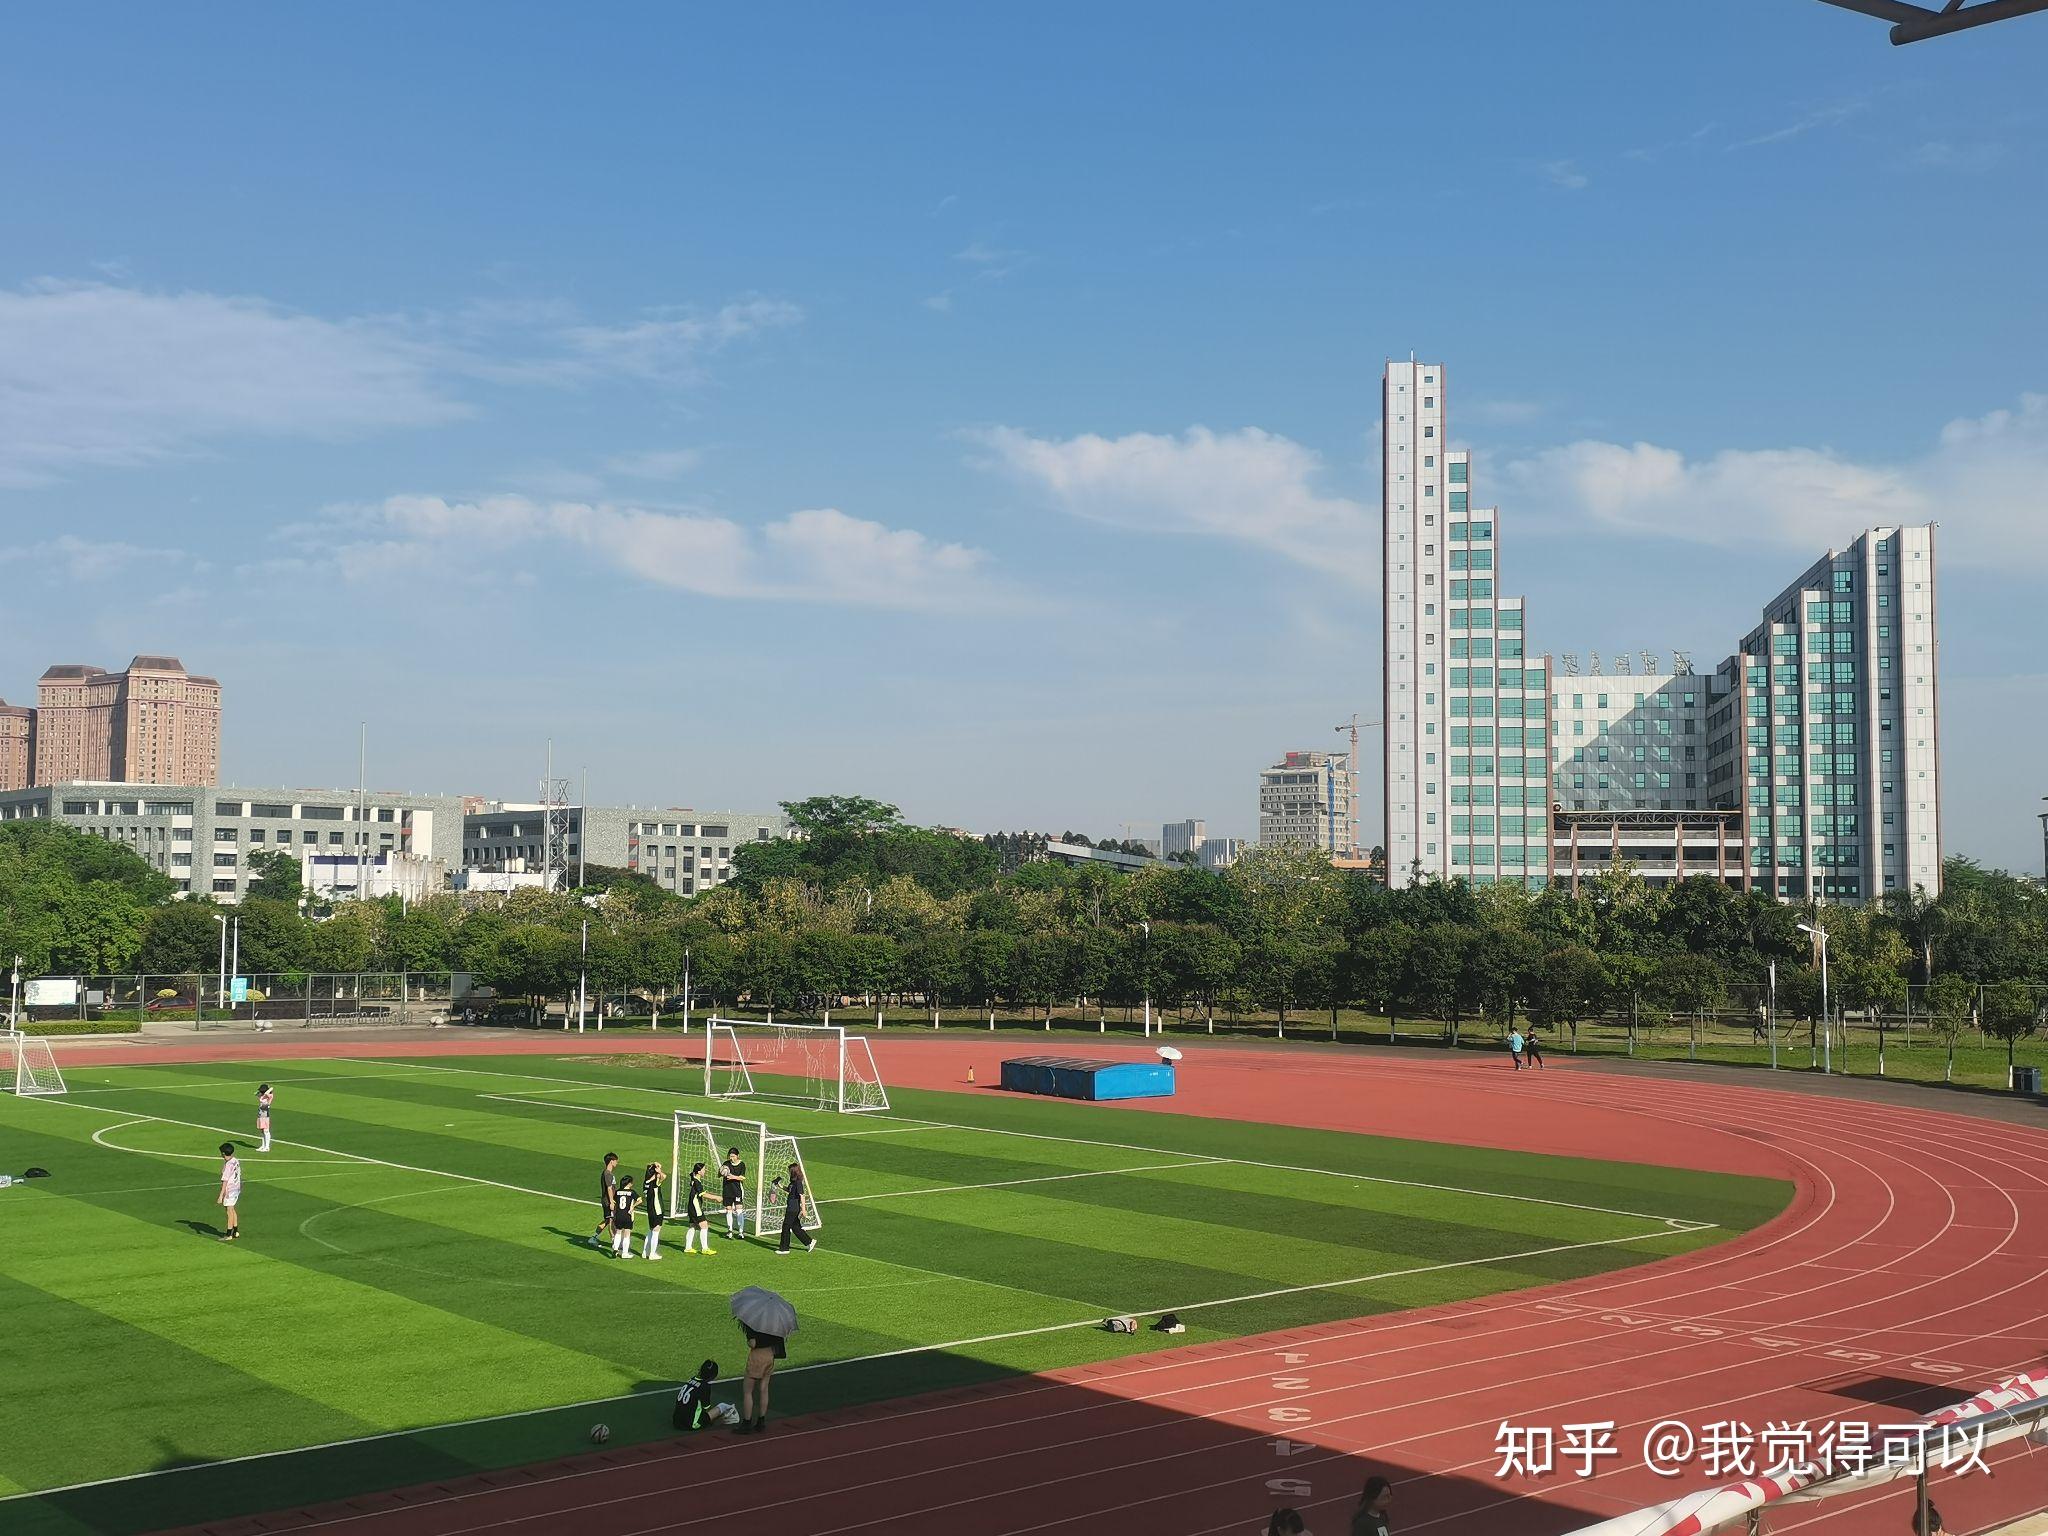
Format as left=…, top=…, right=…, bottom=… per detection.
left=730, top=1286, right=799, bottom=1339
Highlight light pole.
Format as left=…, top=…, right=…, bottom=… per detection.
left=1140, top=920, right=1153, bottom=1038
left=576, top=919, right=589, bottom=1034
left=1798, top=921, right=1830, bottom=1073
left=1767, top=959, right=1778, bottom=1071
left=215, top=914, right=229, bottom=1012
left=680, top=945, right=693, bottom=1034
left=228, top=916, right=240, bottom=1019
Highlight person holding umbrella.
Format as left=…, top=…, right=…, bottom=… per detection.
left=729, top=1286, right=797, bottom=1435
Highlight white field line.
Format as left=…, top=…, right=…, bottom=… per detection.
left=25, top=1091, right=1119, bottom=1318
left=0, top=1220, right=1697, bottom=1508
left=379, top=1058, right=1713, bottom=1228
left=57, top=1072, right=431, bottom=1097
left=818, top=1157, right=1230, bottom=1205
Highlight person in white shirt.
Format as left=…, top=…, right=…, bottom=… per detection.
left=217, top=1143, right=243, bottom=1242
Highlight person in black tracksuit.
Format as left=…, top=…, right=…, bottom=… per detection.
left=641, top=1163, right=666, bottom=1260
left=683, top=1162, right=716, bottom=1255
left=721, top=1148, right=747, bottom=1240
left=774, top=1161, right=816, bottom=1254
left=591, top=1152, right=619, bottom=1248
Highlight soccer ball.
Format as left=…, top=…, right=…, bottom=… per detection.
left=589, top=1423, right=610, bottom=1444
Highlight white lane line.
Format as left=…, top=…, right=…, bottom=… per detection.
left=0, top=1220, right=1696, bottom=1508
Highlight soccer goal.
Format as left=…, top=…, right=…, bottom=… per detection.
left=2, top=1031, right=66, bottom=1097
left=672, top=1110, right=823, bottom=1238
left=704, top=1016, right=889, bottom=1114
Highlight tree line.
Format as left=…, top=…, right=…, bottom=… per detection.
left=1, top=799, right=2042, bottom=1056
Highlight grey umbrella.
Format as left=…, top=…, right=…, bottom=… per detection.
left=730, top=1285, right=799, bottom=1339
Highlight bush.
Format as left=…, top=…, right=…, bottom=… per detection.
left=20, top=1018, right=142, bottom=1037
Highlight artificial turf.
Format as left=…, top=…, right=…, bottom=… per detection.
left=0, top=1052, right=1791, bottom=1535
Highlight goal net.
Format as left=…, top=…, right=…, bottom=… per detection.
left=3, top=1031, right=66, bottom=1097
left=704, top=1016, right=889, bottom=1114
left=672, top=1110, right=823, bottom=1238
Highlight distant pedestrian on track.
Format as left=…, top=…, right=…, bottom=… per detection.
left=591, top=1152, right=619, bottom=1249
left=683, top=1161, right=717, bottom=1255
left=641, top=1163, right=666, bottom=1260
left=1523, top=1029, right=1545, bottom=1069
left=773, top=1161, right=815, bottom=1255
left=256, top=1083, right=273, bottom=1152
left=1351, top=1475, right=1393, bottom=1536
left=1911, top=1502, right=1950, bottom=1536
left=721, top=1146, right=748, bottom=1241
left=1268, top=1511, right=1306, bottom=1536
left=1507, top=1028, right=1525, bottom=1070
left=216, top=1142, right=242, bottom=1242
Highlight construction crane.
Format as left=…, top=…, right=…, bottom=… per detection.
left=1333, top=714, right=1382, bottom=860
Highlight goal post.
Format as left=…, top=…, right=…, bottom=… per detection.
left=3, top=1031, right=66, bottom=1097
left=672, top=1109, right=822, bottom=1237
left=704, top=1016, right=889, bottom=1114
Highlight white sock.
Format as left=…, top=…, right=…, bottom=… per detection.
left=684, top=1226, right=697, bottom=1252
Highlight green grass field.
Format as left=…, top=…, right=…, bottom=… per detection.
left=0, top=1052, right=1790, bottom=1536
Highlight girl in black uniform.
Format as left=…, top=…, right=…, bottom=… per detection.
left=721, top=1147, right=747, bottom=1240
left=775, top=1161, right=816, bottom=1254
left=683, top=1162, right=716, bottom=1255
left=609, top=1175, right=636, bottom=1259
left=641, top=1162, right=666, bottom=1260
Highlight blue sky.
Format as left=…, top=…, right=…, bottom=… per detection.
left=2, top=3, right=2043, bottom=869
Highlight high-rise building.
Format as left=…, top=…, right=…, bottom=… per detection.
left=30, top=656, right=221, bottom=787
left=461, top=803, right=788, bottom=898
left=1380, top=361, right=1939, bottom=906
left=1161, top=819, right=1206, bottom=858
left=0, top=700, right=31, bottom=791
left=1704, top=526, right=1941, bottom=902
left=1381, top=359, right=1553, bottom=890
left=1258, top=750, right=1353, bottom=853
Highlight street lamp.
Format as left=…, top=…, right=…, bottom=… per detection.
left=576, top=919, right=589, bottom=1033
left=214, top=913, right=229, bottom=1013
left=1140, top=920, right=1153, bottom=1038
left=1797, top=921, right=1830, bottom=1073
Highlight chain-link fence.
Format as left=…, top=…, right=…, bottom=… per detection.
left=20, top=972, right=460, bottom=1030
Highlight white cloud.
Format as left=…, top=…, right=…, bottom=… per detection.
left=1909, top=140, right=2001, bottom=172
left=0, top=532, right=201, bottom=580
left=971, top=424, right=1372, bottom=586
left=0, top=281, right=800, bottom=487
left=955, top=241, right=1032, bottom=281
left=1503, top=392, right=2048, bottom=568
left=604, top=448, right=704, bottom=481
left=321, top=494, right=1011, bottom=613
left=555, top=299, right=801, bottom=383
left=1731, top=101, right=1864, bottom=151
left=1540, top=159, right=1590, bottom=191
left=0, top=280, right=462, bottom=486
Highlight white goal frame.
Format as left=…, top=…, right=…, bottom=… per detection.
left=3, top=1030, right=66, bottom=1097
left=704, top=1015, right=889, bottom=1114
left=672, top=1109, right=822, bottom=1238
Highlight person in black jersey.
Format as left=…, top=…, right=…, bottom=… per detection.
left=721, top=1147, right=747, bottom=1240
left=640, top=1162, right=666, bottom=1260
left=671, top=1358, right=721, bottom=1432
left=609, top=1175, right=636, bottom=1259
left=683, top=1161, right=716, bottom=1255
left=774, top=1160, right=816, bottom=1255
left=591, top=1152, right=619, bottom=1248
left=1523, top=1028, right=1545, bottom=1069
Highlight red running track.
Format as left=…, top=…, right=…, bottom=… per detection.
left=98, top=1034, right=2046, bottom=1536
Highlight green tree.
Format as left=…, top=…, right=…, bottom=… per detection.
left=243, top=850, right=304, bottom=904
left=780, top=796, right=903, bottom=837
left=1924, top=973, right=1976, bottom=1083
left=1981, top=980, right=2040, bottom=1072
left=1527, top=945, right=1605, bottom=1049
left=136, top=900, right=224, bottom=975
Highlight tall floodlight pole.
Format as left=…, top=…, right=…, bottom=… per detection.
left=215, top=914, right=229, bottom=1012
left=1768, top=959, right=1778, bottom=1071
left=1140, top=920, right=1152, bottom=1038
left=357, top=723, right=368, bottom=902
left=577, top=920, right=589, bottom=1033
left=681, top=946, right=692, bottom=1034
left=1798, top=922, right=1830, bottom=1073
left=579, top=768, right=587, bottom=890
left=227, top=917, right=241, bottom=1019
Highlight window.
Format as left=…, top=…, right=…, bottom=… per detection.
left=252, top=802, right=291, bottom=818
left=213, top=852, right=236, bottom=867
left=1449, top=462, right=1467, bottom=485
left=215, top=800, right=245, bottom=816
left=213, top=879, right=236, bottom=893
left=215, top=828, right=238, bottom=843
